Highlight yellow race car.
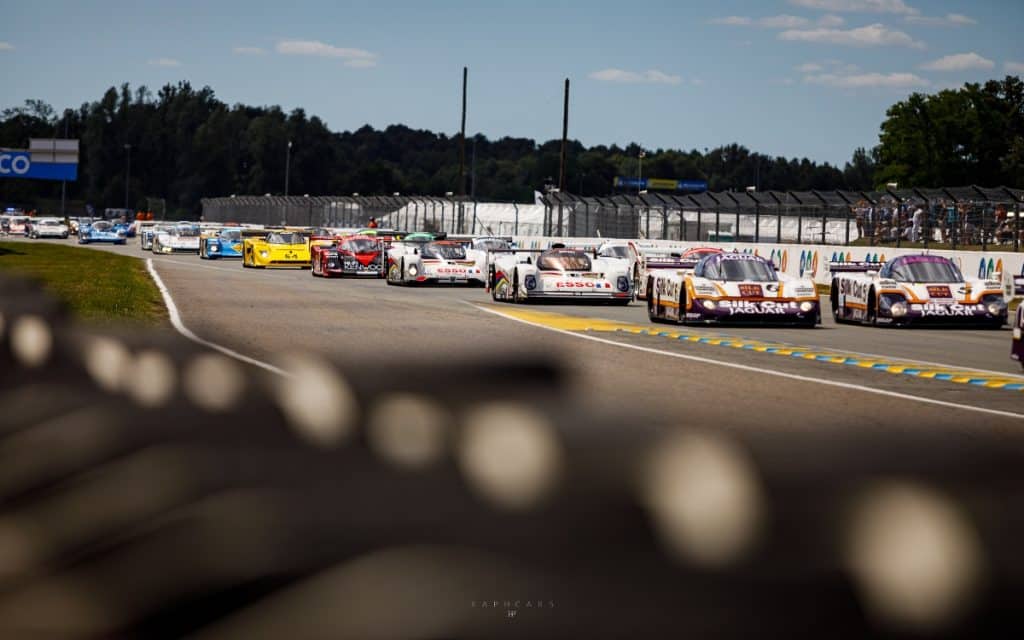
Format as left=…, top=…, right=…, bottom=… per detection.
left=242, top=231, right=312, bottom=268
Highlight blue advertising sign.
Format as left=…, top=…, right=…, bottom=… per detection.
left=613, top=177, right=707, bottom=192
left=0, top=151, right=78, bottom=181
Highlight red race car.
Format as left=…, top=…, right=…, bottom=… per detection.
left=311, top=234, right=386, bottom=278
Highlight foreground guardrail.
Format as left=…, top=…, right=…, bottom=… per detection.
left=2, top=274, right=1023, bottom=637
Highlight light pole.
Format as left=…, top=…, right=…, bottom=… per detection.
left=638, top=151, right=646, bottom=195
left=285, top=141, right=292, bottom=197
left=60, top=110, right=70, bottom=218
left=124, top=144, right=132, bottom=211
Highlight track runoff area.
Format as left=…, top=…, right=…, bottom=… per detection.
left=17, top=235, right=1022, bottom=430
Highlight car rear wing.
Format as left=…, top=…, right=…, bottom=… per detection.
left=643, top=258, right=700, bottom=271
left=828, top=261, right=881, bottom=273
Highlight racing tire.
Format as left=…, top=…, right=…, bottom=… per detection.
left=866, top=288, right=879, bottom=326
left=512, top=269, right=521, bottom=304
left=386, top=261, right=400, bottom=286
left=647, top=284, right=659, bottom=322
left=830, top=281, right=842, bottom=323
left=78, top=238, right=88, bottom=245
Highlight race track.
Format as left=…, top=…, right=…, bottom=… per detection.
left=10, top=237, right=1024, bottom=434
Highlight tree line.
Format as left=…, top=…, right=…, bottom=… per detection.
left=0, top=77, right=1020, bottom=217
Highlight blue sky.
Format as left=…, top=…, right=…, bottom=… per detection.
left=2, top=0, right=1022, bottom=165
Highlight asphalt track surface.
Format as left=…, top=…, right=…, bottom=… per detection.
left=8, top=237, right=1024, bottom=436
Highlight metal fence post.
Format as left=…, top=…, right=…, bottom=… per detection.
left=513, top=202, right=519, bottom=236
left=1015, top=201, right=1021, bottom=252
left=981, top=207, right=988, bottom=252
left=845, top=206, right=851, bottom=246
left=821, top=207, right=827, bottom=245
left=797, top=208, right=803, bottom=244
left=754, top=202, right=760, bottom=244
left=714, top=208, right=720, bottom=242
left=776, top=205, right=782, bottom=244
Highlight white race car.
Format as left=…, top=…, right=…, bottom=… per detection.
left=488, top=244, right=632, bottom=304
left=152, top=224, right=201, bottom=254
left=829, top=254, right=1007, bottom=327
left=27, top=218, right=70, bottom=239
left=386, top=239, right=487, bottom=286
left=647, top=252, right=819, bottom=326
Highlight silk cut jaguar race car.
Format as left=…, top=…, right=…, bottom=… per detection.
left=635, top=247, right=723, bottom=301
left=489, top=245, right=632, bottom=304
left=386, top=240, right=487, bottom=285
left=28, top=218, right=69, bottom=239
left=311, top=235, right=386, bottom=277
left=79, top=220, right=127, bottom=245
left=647, top=252, right=819, bottom=326
left=242, top=231, right=311, bottom=268
left=199, top=227, right=244, bottom=259
left=829, top=254, right=1007, bottom=327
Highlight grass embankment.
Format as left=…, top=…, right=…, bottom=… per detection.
left=0, top=241, right=166, bottom=324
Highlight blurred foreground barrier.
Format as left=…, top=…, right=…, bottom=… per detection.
left=1, top=274, right=1023, bottom=639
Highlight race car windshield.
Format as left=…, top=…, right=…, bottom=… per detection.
left=92, top=221, right=112, bottom=231
left=601, top=246, right=630, bottom=258
left=423, top=243, right=466, bottom=260
left=39, top=220, right=60, bottom=226
left=474, top=239, right=510, bottom=251
left=344, top=238, right=379, bottom=253
left=267, top=233, right=304, bottom=244
left=537, top=251, right=592, bottom=271
left=173, top=227, right=199, bottom=237
left=890, top=259, right=963, bottom=283
left=718, top=259, right=777, bottom=282
left=221, top=230, right=241, bottom=241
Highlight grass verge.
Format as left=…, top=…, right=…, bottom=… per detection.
left=0, top=241, right=166, bottom=325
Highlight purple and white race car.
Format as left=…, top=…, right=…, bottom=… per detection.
left=646, top=252, right=820, bottom=326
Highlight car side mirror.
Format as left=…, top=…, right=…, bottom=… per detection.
left=413, top=248, right=418, bottom=255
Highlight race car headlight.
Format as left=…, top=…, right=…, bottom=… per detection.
left=890, top=301, right=908, bottom=318
left=617, top=276, right=630, bottom=292
left=702, top=299, right=717, bottom=310
left=525, top=275, right=537, bottom=290
left=209, top=244, right=219, bottom=252
left=260, top=250, right=269, bottom=258
left=987, top=301, right=1006, bottom=316
left=799, top=301, right=815, bottom=313
left=407, top=265, right=418, bottom=276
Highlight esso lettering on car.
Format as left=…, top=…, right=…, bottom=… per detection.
left=0, top=153, right=32, bottom=176
left=555, top=281, right=594, bottom=288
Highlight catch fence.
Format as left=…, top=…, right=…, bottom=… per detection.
left=201, top=185, right=1024, bottom=251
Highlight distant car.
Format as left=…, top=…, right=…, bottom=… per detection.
left=78, top=220, right=127, bottom=245
left=28, top=218, right=69, bottom=239
left=1012, top=303, right=1023, bottom=370
left=311, top=234, right=385, bottom=278
left=140, top=223, right=172, bottom=250
left=152, top=224, right=201, bottom=254
left=489, top=245, right=632, bottom=304
left=112, top=221, right=137, bottom=238
left=647, top=252, right=819, bottom=326
left=386, top=239, right=487, bottom=286
left=199, top=228, right=244, bottom=259
left=7, top=217, right=30, bottom=236
left=829, top=254, right=1007, bottom=327
left=635, top=247, right=723, bottom=301
left=242, top=231, right=311, bottom=268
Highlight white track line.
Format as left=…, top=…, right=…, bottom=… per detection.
left=470, top=303, right=1024, bottom=421
left=147, top=259, right=290, bottom=377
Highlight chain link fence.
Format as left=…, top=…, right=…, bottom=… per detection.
left=202, top=185, right=1024, bottom=251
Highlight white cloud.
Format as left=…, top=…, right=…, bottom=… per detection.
left=905, top=13, right=975, bottom=27
left=275, top=39, right=378, bottom=67
left=710, top=16, right=753, bottom=26
left=779, top=23, right=925, bottom=48
left=148, top=58, right=181, bottom=67
left=789, top=0, right=919, bottom=15
left=920, top=52, right=994, bottom=72
left=797, top=62, right=824, bottom=72
left=1006, top=61, right=1024, bottom=74
left=589, top=68, right=682, bottom=85
left=0, top=42, right=13, bottom=51
left=711, top=15, right=810, bottom=29
left=233, top=46, right=265, bottom=55
left=818, top=15, right=845, bottom=27
left=805, top=71, right=929, bottom=88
